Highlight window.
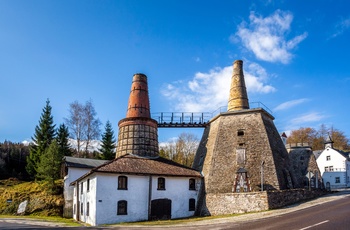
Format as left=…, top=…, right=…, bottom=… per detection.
left=237, top=130, right=244, bottom=136
left=326, top=155, right=331, bottom=161
left=189, top=198, right=195, bottom=211
left=329, top=166, right=334, bottom=171
left=81, top=182, right=84, bottom=194
left=189, top=178, right=196, bottom=190
left=157, top=177, right=165, bottom=190
left=118, top=176, right=128, bottom=190
left=87, top=179, right=90, bottom=192
left=87, top=202, right=89, bottom=216
left=325, top=166, right=329, bottom=172
left=335, top=177, right=340, bottom=183
left=80, top=202, right=83, bottom=215
left=117, top=200, right=127, bottom=215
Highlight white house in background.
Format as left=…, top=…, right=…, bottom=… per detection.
left=61, top=156, right=109, bottom=217
left=70, top=154, right=202, bottom=226
left=315, top=136, right=350, bottom=190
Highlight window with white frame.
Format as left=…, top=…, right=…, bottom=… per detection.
left=326, top=155, right=331, bottom=161
left=335, top=177, right=340, bottom=183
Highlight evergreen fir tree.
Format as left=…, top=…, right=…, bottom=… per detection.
left=36, top=140, right=62, bottom=191
left=99, top=120, right=116, bottom=160
left=26, top=99, right=56, bottom=179
left=57, top=123, right=72, bottom=156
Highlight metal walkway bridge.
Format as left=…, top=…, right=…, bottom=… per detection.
left=151, top=102, right=272, bottom=128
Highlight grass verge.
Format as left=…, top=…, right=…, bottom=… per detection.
left=0, top=214, right=82, bottom=226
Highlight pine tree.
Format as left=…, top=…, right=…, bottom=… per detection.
left=26, top=99, right=56, bottom=179
left=36, top=140, right=63, bottom=191
left=57, top=123, right=72, bottom=156
left=99, top=120, right=116, bottom=160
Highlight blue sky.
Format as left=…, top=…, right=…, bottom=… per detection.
left=1, top=0, right=350, bottom=144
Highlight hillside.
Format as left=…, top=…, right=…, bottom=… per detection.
left=0, top=178, right=64, bottom=216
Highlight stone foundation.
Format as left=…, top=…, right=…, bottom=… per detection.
left=203, top=189, right=326, bottom=216
left=63, top=200, right=73, bottom=218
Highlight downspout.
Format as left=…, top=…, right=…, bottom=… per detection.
left=148, top=175, right=152, bottom=220
left=76, top=183, right=80, bottom=221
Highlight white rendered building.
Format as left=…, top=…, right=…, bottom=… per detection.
left=71, top=154, right=202, bottom=226
left=315, top=137, right=350, bottom=190
left=61, top=156, right=109, bottom=217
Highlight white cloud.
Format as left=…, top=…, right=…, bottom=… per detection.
left=194, top=57, right=201, bottom=62
left=234, top=10, right=307, bottom=64
left=330, top=17, right=350, bottom=39
left=161, top=62, right=275, bottom=112
left=274, top=98, right=309, bottom=111
left=290, top=112, right=325, bottom=125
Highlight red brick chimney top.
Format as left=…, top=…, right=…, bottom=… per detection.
left=126, top=73, right=151, bottom=118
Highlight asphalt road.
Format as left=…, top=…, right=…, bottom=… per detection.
left=1, top=191, right=350, bottom=229
left=210, top=195, right=350, bottom=230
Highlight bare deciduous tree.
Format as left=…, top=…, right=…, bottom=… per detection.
left=65, top=99, right=101, bottom=157
left=83, top=100, right=102, bottom=154
left=160, top=132, right=199, bottom=167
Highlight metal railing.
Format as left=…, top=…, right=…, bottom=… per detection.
left=324, top=168, right=346, bottom=172
left=152, top=102, right=272, bottom=128
left=152, top=112, right=211, bottom=127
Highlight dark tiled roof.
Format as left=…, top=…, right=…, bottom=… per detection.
left=313, top=150, right=323, bottom=160
left=63, top=156, right=109, bottom=169
left=71, top=154, right=201, bottom=185
left=336, top=149, right=350, bottom=160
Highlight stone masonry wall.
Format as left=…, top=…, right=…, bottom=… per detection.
left=205, top=192, right=269, bottom=215
left=205, top=189, right=326, bottom=216
left=116, top=119, right=159, bottom=157
left=262, top=113, right=297, bottom=189
left=193, top=109, right=289, bottom=194
left=288, top=147, right=322, bottom=188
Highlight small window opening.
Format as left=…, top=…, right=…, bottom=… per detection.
left=335, top=177, right=340, bottom=183
left=157, top=177, right=166, bottom=190
left=87, top=202, right=89, bottom=216
left=189, top=198, right=196, bottom=211
left=118, top=176, right=128, bottom=190
left=189, top=178, right=196, bottom=190
left=117, top=200, right=127, bottom=215
left=237, top=130, right=245, bottom=136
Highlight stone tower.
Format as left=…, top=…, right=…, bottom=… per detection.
left=227, top=60, right=249, bottom=111
left=116, top=73, right=159, bottom=158
left=192, top=60, right=297, bottom=215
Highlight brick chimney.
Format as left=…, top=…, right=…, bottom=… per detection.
left=227, top=60, right=249, bottom=111
left=116, top=73, right=159, bottom=158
